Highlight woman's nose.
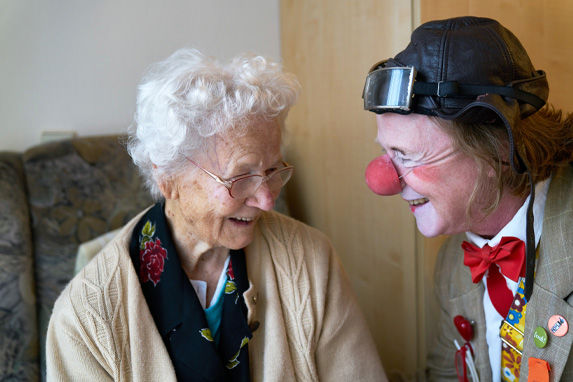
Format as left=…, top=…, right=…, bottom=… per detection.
left=365, top=154, right=403, bottom=195
left=246, top=182, right=276, bottom=211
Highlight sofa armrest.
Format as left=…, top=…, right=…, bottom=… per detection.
left=0, top=152, right=39, bottom=381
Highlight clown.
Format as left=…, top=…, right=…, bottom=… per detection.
left=364, top=16, right=573, bottom=381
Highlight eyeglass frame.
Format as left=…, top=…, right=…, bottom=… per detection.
left=185, top=157, right=294, bottom=199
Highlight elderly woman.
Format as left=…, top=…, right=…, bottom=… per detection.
left=46, top=48, right=385, bottom=381
left=363, top=17, right=573, bottom=381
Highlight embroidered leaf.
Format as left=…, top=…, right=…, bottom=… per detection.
left=200, top=328, right=214, bottom=342
left=142, top=220, right=156, bottom=238
left=225, top=280, right=237, bottom=294
left=139, top=220, right=157, bottom=250
left=227, top=348, right=241, bottom=368
left=140, top=235, right=151, bottom=250
left=226, top=336, right=250, bottom=369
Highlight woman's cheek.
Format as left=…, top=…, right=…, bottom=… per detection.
left=410, top=164, right=446, bottom=183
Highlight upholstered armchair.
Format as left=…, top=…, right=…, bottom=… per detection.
left=0, top=135, right=154, bottom=381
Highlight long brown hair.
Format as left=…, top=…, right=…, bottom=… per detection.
left=437, top=106, right=573, bottom=217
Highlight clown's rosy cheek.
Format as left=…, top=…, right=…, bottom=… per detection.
left=410, top=164, right=444, bottom=183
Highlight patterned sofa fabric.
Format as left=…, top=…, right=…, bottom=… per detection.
left=0, top=152, right=38, bottom=381
left=23, top=136, right=155, bottom=380
left=0, top=135, right=155, bottom=381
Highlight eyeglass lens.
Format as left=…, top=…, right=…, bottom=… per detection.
left=230, top=167, right=293, bottom=198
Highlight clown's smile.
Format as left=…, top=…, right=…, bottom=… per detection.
left=407, top=197, right=429, bottom=212
left=408, top=197, right=429, bottom=206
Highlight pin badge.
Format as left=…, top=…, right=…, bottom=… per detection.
left=454, top=315, right=474, bottom=342
left=528, top=357, right=550, bottom=382
left=548, top=315, right=568, bottom=337
left=533, top=326, right=548, bottom=348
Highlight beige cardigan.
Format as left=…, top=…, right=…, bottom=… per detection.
left=47, top=209, right=387, bottom=381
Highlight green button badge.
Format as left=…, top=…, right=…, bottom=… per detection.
left=534, top=326, right=548, bottom=348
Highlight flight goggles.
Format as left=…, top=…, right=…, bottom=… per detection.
left=363, top=60, right=546, bottom=114
left=363, top=60, right=417, bottom=113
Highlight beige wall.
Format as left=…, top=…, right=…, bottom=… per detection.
left=281, top=1, right=425, bottom=378
left=1, top=0, right=281, bottom=152
left=281, top=0, right=572, bottom=378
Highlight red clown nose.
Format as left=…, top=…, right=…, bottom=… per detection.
left=365, top=154, right=402, bottom=195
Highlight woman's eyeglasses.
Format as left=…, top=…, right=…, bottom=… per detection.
left=186, top=158, right=294, bottom=199
left=454, top=315, right=479, bottom=382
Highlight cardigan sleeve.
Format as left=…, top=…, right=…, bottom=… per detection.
left=46, top=285, right=115, bottom=381
left=46, top=228, right=180, bottom=382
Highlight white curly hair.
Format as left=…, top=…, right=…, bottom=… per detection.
left=127, top=47, right=301, bottom=199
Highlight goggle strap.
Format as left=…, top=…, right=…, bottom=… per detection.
left=523, top=164, right=536, bottom=302
left=413, top=81, right=546, bottom=110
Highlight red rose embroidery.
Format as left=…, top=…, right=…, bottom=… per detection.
left=140, top=238, right=168, bottom=286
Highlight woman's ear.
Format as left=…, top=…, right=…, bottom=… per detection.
left=154, top=165, right=179, bottom=200
left=158, top=178, right=179, bottom=200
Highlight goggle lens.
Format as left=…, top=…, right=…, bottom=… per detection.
left=363, top=65, right=417, bottom=112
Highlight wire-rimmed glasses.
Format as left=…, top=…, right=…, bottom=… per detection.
left=186, top=158, right=294, bottom=199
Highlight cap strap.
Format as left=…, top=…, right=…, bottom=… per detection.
left=413, top=81, right=546, bottom=110
left=523, top=162, right=536, bottom=302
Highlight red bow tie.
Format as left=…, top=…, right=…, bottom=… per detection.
left=462, top=236, right=526, bottom=284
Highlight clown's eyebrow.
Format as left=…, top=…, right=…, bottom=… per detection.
left=374, top=137, right=420, bottom=161
left=389, top=146, right=419, bottom=160
left=374, top=137, right=407, bottom=154
left=391, top=147, right=407, bottom=156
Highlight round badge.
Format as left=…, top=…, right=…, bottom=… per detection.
left=533, top=326, right=548, bottom=348
left=548, top=315, right=569, bottom=337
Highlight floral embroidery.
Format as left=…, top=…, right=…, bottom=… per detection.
left=131, top=204, right=252, bottom=379
left=225, top=259, right=240, bottom=304
left=226, top=336, right=250, bottom=369
left=227, top=259, right=235, bottom=280
left=225, top=280, right=237, bottom=294
left=139, top=220, right=168, bottom=286
left=200, top=328, right=214, bottom=342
